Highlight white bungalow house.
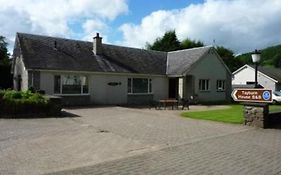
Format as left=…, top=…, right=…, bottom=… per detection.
left=12, top=33, right=232, bottom=105
left=232, top=64, right=281, bottom=91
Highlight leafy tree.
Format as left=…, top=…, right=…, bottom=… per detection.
left=215, top=46, right=243, bottom=72
left=272, top=53, right=281, bottom=68
left=0, top=36, right=9, bottom=65
left=146, top=30, right=205, bottom=52
left=146, top=30, right=180, bottom=52
left=236, top=44, right=281, bottom=68
left=146, top=31, right=246, bottom=72
left=180, top=38, right=204, bottom=49
left=0, top=36, right=12, bottom=89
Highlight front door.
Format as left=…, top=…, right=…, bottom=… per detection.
left=169, top=78, right=178, bottom=99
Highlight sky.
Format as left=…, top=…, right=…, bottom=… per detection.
left=0, top=0, right=281, bottom=54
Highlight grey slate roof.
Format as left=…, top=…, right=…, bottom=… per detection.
left=167, top=46, right=211, bottom=75
left=15, top=33, right=167, bottom=75
left=14, top=33, right=219, bottom=76
left=249, top=65, right=281, bottom=82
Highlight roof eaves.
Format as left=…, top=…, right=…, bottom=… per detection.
left=167, top=45, right=212, bottom=54
left=243, top=64, right=278, bottom=83
left=12, top=33, right=26, bottom=74
left=258, top=70, right=279, bottom=83
left=232, top=64, right=249, bottom=74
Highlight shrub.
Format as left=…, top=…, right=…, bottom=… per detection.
left=28, top=87, right=35, bottom=93
left=0, top=90, right=59, bottom=118
left=0, top=90, right=4, bottom=99
left=3, top=90, right=48, bottom=103
left=3, top=90, right=23, bottom=100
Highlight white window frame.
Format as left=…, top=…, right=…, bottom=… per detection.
left=128, top=78, right=152, bottom=94
left=54, top=74, right=89, bottom=95
left=199, top=79, right=210, bottom=91
left=216, top=80, right=225, bottom=92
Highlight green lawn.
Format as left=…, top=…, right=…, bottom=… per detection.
left=181, top=104, right=281, bottom=124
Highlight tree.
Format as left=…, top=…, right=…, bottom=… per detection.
left=0, top=36, right=9, bottom=65
left=0, top=36, right=12, bottom=89
left=146, top=30, right=181, bottom=52
left=146, top=30, right=205, bottom=52
left=180, top=38, right=204, bottom=49
left=147, top=31, right=242, bottom=71
left=272, top=53, right=281, bottom=68
left=215, top=46, right=243, bottom=72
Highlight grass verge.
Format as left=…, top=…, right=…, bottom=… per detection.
left=181, top=104, right=281, bottom=124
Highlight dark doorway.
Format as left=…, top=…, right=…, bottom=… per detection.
left=17, top=75, right=22, bottom=91
left=169, top=78, right=178, bottom=99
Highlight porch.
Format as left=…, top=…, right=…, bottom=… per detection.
left=168, top=75, right=196, bottom=103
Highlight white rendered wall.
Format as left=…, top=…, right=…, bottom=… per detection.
left=188, top=52, right=230, bottom=102
left=232, top=66, right=276, bottom=91
left=13, top=56, right=28, bottom=90
left=39, top=71, right=168, bottom=104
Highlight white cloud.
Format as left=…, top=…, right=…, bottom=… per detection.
left=83, top=19, right=107, bottom=34
left=81, top=19, right=110, bottom=43
left=119, top=0, right=281, bottom=53
left=0, top=0, right=128, bottom=52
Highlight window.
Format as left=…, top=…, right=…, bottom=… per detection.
left=128, top=78, right=152, bottom=94
left=216, top=80, right=225, bottom=91
left=199, top=79, right=209, bottom=91
left=62, top=75, right=81, bottom=94
left=54, top=75, right=88, bottom=94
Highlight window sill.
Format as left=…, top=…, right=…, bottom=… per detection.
left=54, top=93, right=90, bottom=96
left=216, top=90, right=225, bottom=92
left=199, top=90, right=210, bottom=92
left=128, top=93, right=153, bottom=95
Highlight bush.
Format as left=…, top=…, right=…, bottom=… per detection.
left=3, top=90, right=48, bottom=103
left=0, top=90, right=61, bottom=118
left=0, top=90, right=4, bottom=99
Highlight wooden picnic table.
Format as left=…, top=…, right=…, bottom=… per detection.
left=158, top=99, right=178, bottom=110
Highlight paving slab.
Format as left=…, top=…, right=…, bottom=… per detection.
left=46, top=129, right=281, bottom=175
left=1, top=106, right=279, bottom=175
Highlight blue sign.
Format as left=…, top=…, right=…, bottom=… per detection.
left=262, top=91, right=271, bottom=101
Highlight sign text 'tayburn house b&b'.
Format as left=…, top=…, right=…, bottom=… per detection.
left=232, top=89, right=272, bottom=103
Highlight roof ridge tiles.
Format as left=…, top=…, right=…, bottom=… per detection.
left=167, top=45, right=212, bottom=54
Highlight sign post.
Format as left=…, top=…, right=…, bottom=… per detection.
left=231, top=89, right=272, bottom=103
left=232, top=88, right=272, bottom=128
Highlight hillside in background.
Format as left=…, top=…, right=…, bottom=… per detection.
left=236, top=44, right=281, bottom=69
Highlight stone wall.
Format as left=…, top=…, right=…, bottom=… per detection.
left=243, top=103, right=269, bottom=128
left=0, top=95, right=62, bottom=118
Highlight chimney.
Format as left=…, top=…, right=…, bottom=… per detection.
left=93, top=33, right=102, bottom=55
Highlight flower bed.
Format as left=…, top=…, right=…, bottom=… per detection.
left=0, top=90, right=62, bottom=118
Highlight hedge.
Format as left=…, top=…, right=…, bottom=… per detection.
left=0, top=90, right=61, bottom=118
